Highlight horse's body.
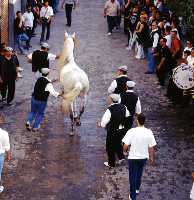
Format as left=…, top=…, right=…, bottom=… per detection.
left=59, top=32, right=89, bottom=134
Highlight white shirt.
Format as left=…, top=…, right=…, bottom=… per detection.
left=40, top=6, right=54, bottom=19
left=105, top=0, right=120, bottom=17
left=0, top=128, right=10, bottom=154
left=165, top=34, right=172, bottom=49
left=28, top=52, right=57, bottom=61
left=23, top=11, right=34, bottom=28
left=44, top=77, right=60, bottom=98
left=187, top=55, right=194, bottom=68
left=108, top=75, right=128, bottom=94
left=125, top=90, right=141, bottom=114
left=100, top=103, right=130, bottom=127
left=122, top=127, right=156, bottom=159
left=152, top=29, right=159, bottom=48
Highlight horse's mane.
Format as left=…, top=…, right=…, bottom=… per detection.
left=58, top=33, right=75, bottom=69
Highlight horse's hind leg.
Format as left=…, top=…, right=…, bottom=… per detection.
left=69, top=104, right=76, bottom=136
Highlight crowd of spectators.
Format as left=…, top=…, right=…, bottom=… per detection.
left=104, top=0, right=194, bottom=120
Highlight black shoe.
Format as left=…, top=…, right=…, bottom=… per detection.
left=145, top=71, right=154, bottom=74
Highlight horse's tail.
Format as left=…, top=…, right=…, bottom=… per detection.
left=61, top=82, right=82, bottom=113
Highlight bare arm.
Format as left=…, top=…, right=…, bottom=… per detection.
left=148, top=146, right=155, bottom=166
left=123, top=144, right=128, bottom=153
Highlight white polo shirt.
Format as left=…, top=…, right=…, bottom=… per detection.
left=122, top=127, right=156, bottom=159
left=0, top=128, right=10, bottom=154
left=40, top=6, right=54, bottom=19
left=23, top=11, right=34, bottom=28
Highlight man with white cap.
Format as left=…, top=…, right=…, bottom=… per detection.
left=108, top=65, right=131, bottom=94
left=121, top=80, right=141, bottom=131
left=27, top=42, right=60, bottom=78
left=98, top=93, right=130, bottom=168
left=26, top=68, right=63, bottom=131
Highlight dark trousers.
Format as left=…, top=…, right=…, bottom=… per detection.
left=65, top=4, right=73, bottom=26
left=107, top=16, right=117, bottom=33
left=25, top=27, right=32, bottom=48
left=128, top=159, right=147, bottom=200
left=106, top=130, right=125, bottom=167
left=1, top=80, right=15, bottom=103
left=156, top=66, right=168, bottom=86
left=40, top=19, right=51, bottom=42
left=124, top=116, right=133, bottom=132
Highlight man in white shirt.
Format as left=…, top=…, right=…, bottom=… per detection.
left=26, top=68, right=63, bottom=131
left=98, top=94, right=130, bottom=168
left=120, top=81, right=141, bottom=131
left=40, top=1, right=54, bottom=44
left=108, top=65, right=131, bottom=94
left=0, top=128, right=11, bottom=193
left=104, top=0, right=120, bottom=35
left=23, top=5, right=34, bottom=49
left=122, top=114, right=156, bottom=200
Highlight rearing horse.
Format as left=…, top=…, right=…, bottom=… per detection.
left=58, top=32, right=89, bottom=135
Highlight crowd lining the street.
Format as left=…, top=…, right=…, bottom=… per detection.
left=103, top=0, right=194, bottom=199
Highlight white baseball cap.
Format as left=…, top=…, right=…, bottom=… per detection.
left=126, top=81, right=136, bottom=88
left=41, top=68, right=50, bottom=74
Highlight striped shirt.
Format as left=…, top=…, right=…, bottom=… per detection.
left=65, top=0, right=76, bottom=4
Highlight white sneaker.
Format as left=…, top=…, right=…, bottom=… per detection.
left=107, top=32, right=112, bottom=36
left=104, top=162, right=114, bottom=168
left=136, top=190, right=140, bottom=194
left=126, top=46, right=132, bottom=51
left=135, top=55, right=141, bottom=59
left=17, top=73, right=23, bottom=78
left=17, top=67, right=24, bottom=72
left=0, top=185, right=4, bottom=193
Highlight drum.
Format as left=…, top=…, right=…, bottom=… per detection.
left=172, top=63, right=194, bottom=90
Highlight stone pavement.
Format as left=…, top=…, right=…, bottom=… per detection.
left=0, top=0, right=194, bottom=199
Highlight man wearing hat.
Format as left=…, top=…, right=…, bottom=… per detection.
left=26, top=68, right=63, bottom=131
left=27, top=42, right=60, bottom=78
left=0, top=47, right=18, bottom=107
left=108, top=65, right=131, bottom=94
left=98, top=93, right=130, bottom=168
left=121, top=81, right=141, bottom=131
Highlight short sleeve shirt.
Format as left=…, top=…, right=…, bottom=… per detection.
left=122, top=127, right=156, bottom=159
left=105, top=0, right=120, bottom=17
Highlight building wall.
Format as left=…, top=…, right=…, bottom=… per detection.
left=0, top=0, right=9, bottom=45
left=0, top=0, right=27, bottom=45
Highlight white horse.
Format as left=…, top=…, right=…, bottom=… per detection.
left=58, top=32, right=89, bottom=135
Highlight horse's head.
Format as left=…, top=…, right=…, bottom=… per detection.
left=64, top=32, right=76, bottom=50
left=58, top=32, right=77, bottom=68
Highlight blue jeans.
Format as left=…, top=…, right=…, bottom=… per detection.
left=147, top=47, right=156, bottom=73
left=27, top=96, right=47, bottom=129
left=0, top=153, right=4, bottom=182
left=128, top=159, right=147, bottom=200
left=15, top=33, right=29, bottom=53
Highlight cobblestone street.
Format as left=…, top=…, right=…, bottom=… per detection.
left=0, top=0, right=194, bottom=199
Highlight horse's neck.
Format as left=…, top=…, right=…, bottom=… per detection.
left=64, top=55, right=75, bottom=65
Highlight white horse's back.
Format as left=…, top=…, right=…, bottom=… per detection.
left=59, top=33, right=89, bottom=113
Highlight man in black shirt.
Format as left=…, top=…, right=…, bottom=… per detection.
left=156, top=37, right=173, bottom=86
left=0, top=47, right=17, bottom=106
left=26, top=68, right=63, bottom=131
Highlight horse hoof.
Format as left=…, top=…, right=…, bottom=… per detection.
left=69, top=131, right=74, bottom=136
left=76, top=121, right=81, bottom=126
